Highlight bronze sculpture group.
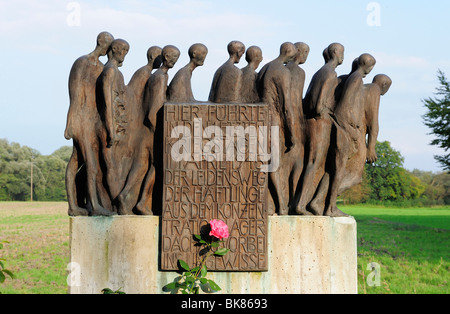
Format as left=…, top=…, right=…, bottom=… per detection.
left=65, top=32, right=392, bottom=218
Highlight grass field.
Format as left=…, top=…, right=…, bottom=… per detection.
left=0, top=202, right=448, bottom=294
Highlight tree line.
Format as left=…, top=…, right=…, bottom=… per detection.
left=0, top=138, right=449, bottom=206
left=0, top=139, right=70, bottom=202
left=342, top=141, right=450, bottom=206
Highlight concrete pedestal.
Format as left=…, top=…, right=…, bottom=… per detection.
left=69, top=216, right=357, bottom=294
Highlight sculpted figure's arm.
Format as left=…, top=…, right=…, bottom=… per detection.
left=147, top=75, right=166, bottom=131
left=102, top=67, right=116, bottom=147
left=366, top=74, right=392, bottom=164
left=233, top=69, right=244, bottom=102
left=316, top=72, right=337, bottom=118
left=280, top=72, right=295, bottom=148
left=208, top=69, right=220, bottom=102
left=365, top=91, right=380, bottom=164
left=65, top=61, right=84, bottom=140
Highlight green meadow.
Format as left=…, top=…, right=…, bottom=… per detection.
left=344, top=205, right=449, bottom=294
left=0, top=202, right=448, bottom=294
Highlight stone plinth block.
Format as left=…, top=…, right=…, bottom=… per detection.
left=69, top=216, right=357, bottom=294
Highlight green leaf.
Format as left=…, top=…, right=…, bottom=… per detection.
left=200, top=283, right=213, bottom=293
left=194, top=234, right=202, bottom=241
left=176, top=282, right=187, bottom=288
left=178, top=260, right=190, bottom=271
left=0, top=271, right=5, bottom=284
left=191, top=266, right=200, bottom=274
left=174, top=276, right=183, bottom=283
left=162, top=282, right=177, bottom=292
left=201, top=265, right=207, bottom=278
left=207, top=279, right=221, bottom=292
left=200, top=278, right=208, bottom=285
left=214, top=248, right=230, bottom=256
left=185, top=276, right=195, bottom=284
left=101, top=288, right=126, bottom=294
left=2, top=270, right=14, bottom=279
left=211, top=241, right=220, bottom=248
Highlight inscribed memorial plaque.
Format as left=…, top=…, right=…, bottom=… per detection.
left=161, top=103, right=270, bottom=271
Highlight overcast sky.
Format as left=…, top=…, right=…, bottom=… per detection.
left=0, top=0, right=449, bottom=172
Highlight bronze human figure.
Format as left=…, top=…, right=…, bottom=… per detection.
left=294, top=43, right=344, bottom=215
left=97, top=39, right=130, bottom=207
left=128, top=46, right=163, bottom=112
left=146, top=45, right=181, bottom=131
left=65, top=36, right=392, bottom=218
left=257, top=42, right=297, bottom=215
left=167, top=43, right=208, bottom=103
left=333, top=73, right=392, bottom=192
left=143, top=45, right=180, bottom=214
left=284, top=42, right=309, bottom=212
left=309, top=73, right=391, bottom=216
left=209, top=41, right=245, bottom=103
left=241, top=46, right=263, bottom=103
left=335, top=57, right=359, bottom=103
left=325, top=53, right=376, bottom=217
left=364, top=74, right=392, bottom=164
left=113, top=46, right=163, bottom=216
left=65, top=31, right=114, bottom=217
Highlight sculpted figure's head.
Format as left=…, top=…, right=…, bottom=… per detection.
left=147, top=46, right=163, bottom=70
left=245, top=46, right=263, bottom=70
left=162, top=45, right=181, bottom=69
left=323, top=47, right=330, bottom=64
left=96, top=31, right=114, bottom=56
left=110, top=39, right=130, bottom=66
left=293, top=42, right=310, bottom=65
left=358, top=53, right=376, bottom=77
left=227, top=41, right=246, bottom=63
left=327, top=43, right=345, bottom=66
left=351, top=57, right=359, bottom=73
left=372, top=74, right=392, bottom=95
left=189, top=43, right=208, bottom=67
left=280, top=42, right=297, bottom=64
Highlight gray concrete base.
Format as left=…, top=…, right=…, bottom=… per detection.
left=68, top=216, right=357, bottom=294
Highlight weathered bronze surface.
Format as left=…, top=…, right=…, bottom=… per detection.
left=65, top=34, right=392, bottom=232
left=65, top=32, right=114, bottom=217
left=161, top=103, right=269, bottom=271
left=209, top=41, right=246, bottom=103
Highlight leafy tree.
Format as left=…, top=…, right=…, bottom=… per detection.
left=0, top=139, right=71, bottom=201
left=365, top=141, right=425, bottom=202
left=341, top=169, right=371, bottom=204
left=422, top=70, right=450, bottom=171
left=427, top=172, right=450, bottom=204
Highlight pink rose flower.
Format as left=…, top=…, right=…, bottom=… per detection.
left=209, top=219, right=229, bottom=240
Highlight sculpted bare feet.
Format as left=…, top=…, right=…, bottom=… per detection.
left=308, top=199, right=325, bottom=216
left=325, top=205, right=350, bottom=217
left=68, top=206, right=89, bottom=217
left=278, top=204, right=289, bottom=216
left=135, top=202, right=153, bottom=216
left=295, top=205, right=314, bottom=216
left=90, top=205, right=114, bottom=217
